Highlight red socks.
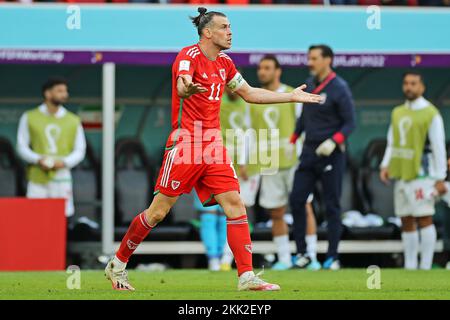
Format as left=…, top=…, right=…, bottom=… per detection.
left=116, top=212, right=253, bottom=276
left=116, top=212, right=154, bottom=263
left=227, top=215, right=253, bottom=276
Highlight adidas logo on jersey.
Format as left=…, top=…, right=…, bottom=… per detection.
left=202, top=73, right=208, bottom=79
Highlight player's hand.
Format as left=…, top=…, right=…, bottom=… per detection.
left=315, top=139, right=336, bottom=157
left=291, top=84, right=323, bottom=104
left=38, top=157, right=54, bottom=171
left=179, top=75, right=207, bottom=98
left=239, top=165, right=249, bottom=181
left=285, top=143, right=295, bottom=160
left=434, top=180, right=447, bottom=196
left=379, top=167, right=390, bottom=185
left=53, top=160, right=66, bottom=169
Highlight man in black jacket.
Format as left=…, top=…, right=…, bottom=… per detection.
left=290, top=44, right=356, bottom=270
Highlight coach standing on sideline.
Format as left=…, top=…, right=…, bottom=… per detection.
left=289, top=45, right=356, bottom=270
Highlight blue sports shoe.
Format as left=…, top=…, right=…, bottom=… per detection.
left=271, top=261, right=293, bottom=271
left=322, top=257, right=340, bottom=270
left=307, top=260, right=322, bottom=271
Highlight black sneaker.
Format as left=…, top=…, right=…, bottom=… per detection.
left=293, top=254, right=312, bottom=269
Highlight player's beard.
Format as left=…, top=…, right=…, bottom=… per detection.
left=404, top=91, right=420, bottom=101
left=259, top=78, right=272, bottom=88
left=50, top=97, right=66, bottom=106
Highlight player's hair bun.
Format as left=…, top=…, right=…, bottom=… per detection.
left=189, top=7, right=226, bottom=36
left=191, top=7, right=208, bottom=28
left=198, top=7, right=207, bottom=15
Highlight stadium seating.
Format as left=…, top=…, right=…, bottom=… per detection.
left=139, top=104, right=173, bottom=165
left=73, top=140, right=101, bottom=217
left=113, top=138, right=193, bottom=241
left=114, top=137, right=155, bottom=226
left=359, top=139, right=400, bottom=239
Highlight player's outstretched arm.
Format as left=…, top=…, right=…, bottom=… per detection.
left=235, top=82, right=323, bottom=104
left=177, top=74, right=208, bottom=99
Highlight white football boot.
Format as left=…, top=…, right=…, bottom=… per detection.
left=105, top=259, right=135, bottom=291
left=237, top=270, right=281, bottom=291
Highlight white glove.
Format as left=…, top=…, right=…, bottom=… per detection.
left=315, top=139, right=336, bottom=157
left=284, top=142, right=295, bottom=160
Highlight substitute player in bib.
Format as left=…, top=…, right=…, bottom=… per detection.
left=17, top=77, right=86, bottom=221
left=105, top=7, right=322, bottom=291
left=380, top=71, right=447, bottom=270
left=249, top=55, right=319, bottom=270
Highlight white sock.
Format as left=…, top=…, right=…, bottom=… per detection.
left=220, top=243, right=234, bottom=265
left=401, top=231, right=419, bottom=270
left=419, top=225, right=437, bottom=270
left=306, top=234, right=318, bottom=261
left=112, top=255, right=127, bottom=271
left=273, top=234, right=292, bottom=266
left=208, top=258, right=220, bottom=271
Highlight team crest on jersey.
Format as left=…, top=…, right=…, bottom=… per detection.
left=219, top=69, right=226, bottom=81
left=171, top=180, right=181, bottom=190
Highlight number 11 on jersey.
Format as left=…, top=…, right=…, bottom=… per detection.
left=209, top=83, right=221, bottom=101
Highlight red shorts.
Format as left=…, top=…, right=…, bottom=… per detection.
left=154, top=142, right=240, bottom=206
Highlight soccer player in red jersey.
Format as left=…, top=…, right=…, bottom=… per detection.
left=105, top=7, right=322, bottom=291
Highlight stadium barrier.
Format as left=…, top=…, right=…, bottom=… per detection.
left=0, top=198, right=66, bottom=271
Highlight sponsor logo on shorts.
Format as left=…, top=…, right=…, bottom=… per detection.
left=127, top=240, right=138, bottom=250
left=244, top=244, right=252, bottom=254
left=171, top=180, right=181, bottom=190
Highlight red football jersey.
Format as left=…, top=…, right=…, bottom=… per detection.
left=169, top=44, right=243, bottom=146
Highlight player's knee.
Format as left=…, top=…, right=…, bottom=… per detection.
left=418, top=216, right=433, bottom=228
left=231, top=197, right=246, bottom=213
left=223, top=195, right=246, bottom=216
left=401, top=217, right=416, bottom=231
left=270, top=208, right=285, bottom=220
left=271, top=214, right=284, bottom=221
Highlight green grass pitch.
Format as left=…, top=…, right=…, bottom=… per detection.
left=1, top=269, right=449, bottom=300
